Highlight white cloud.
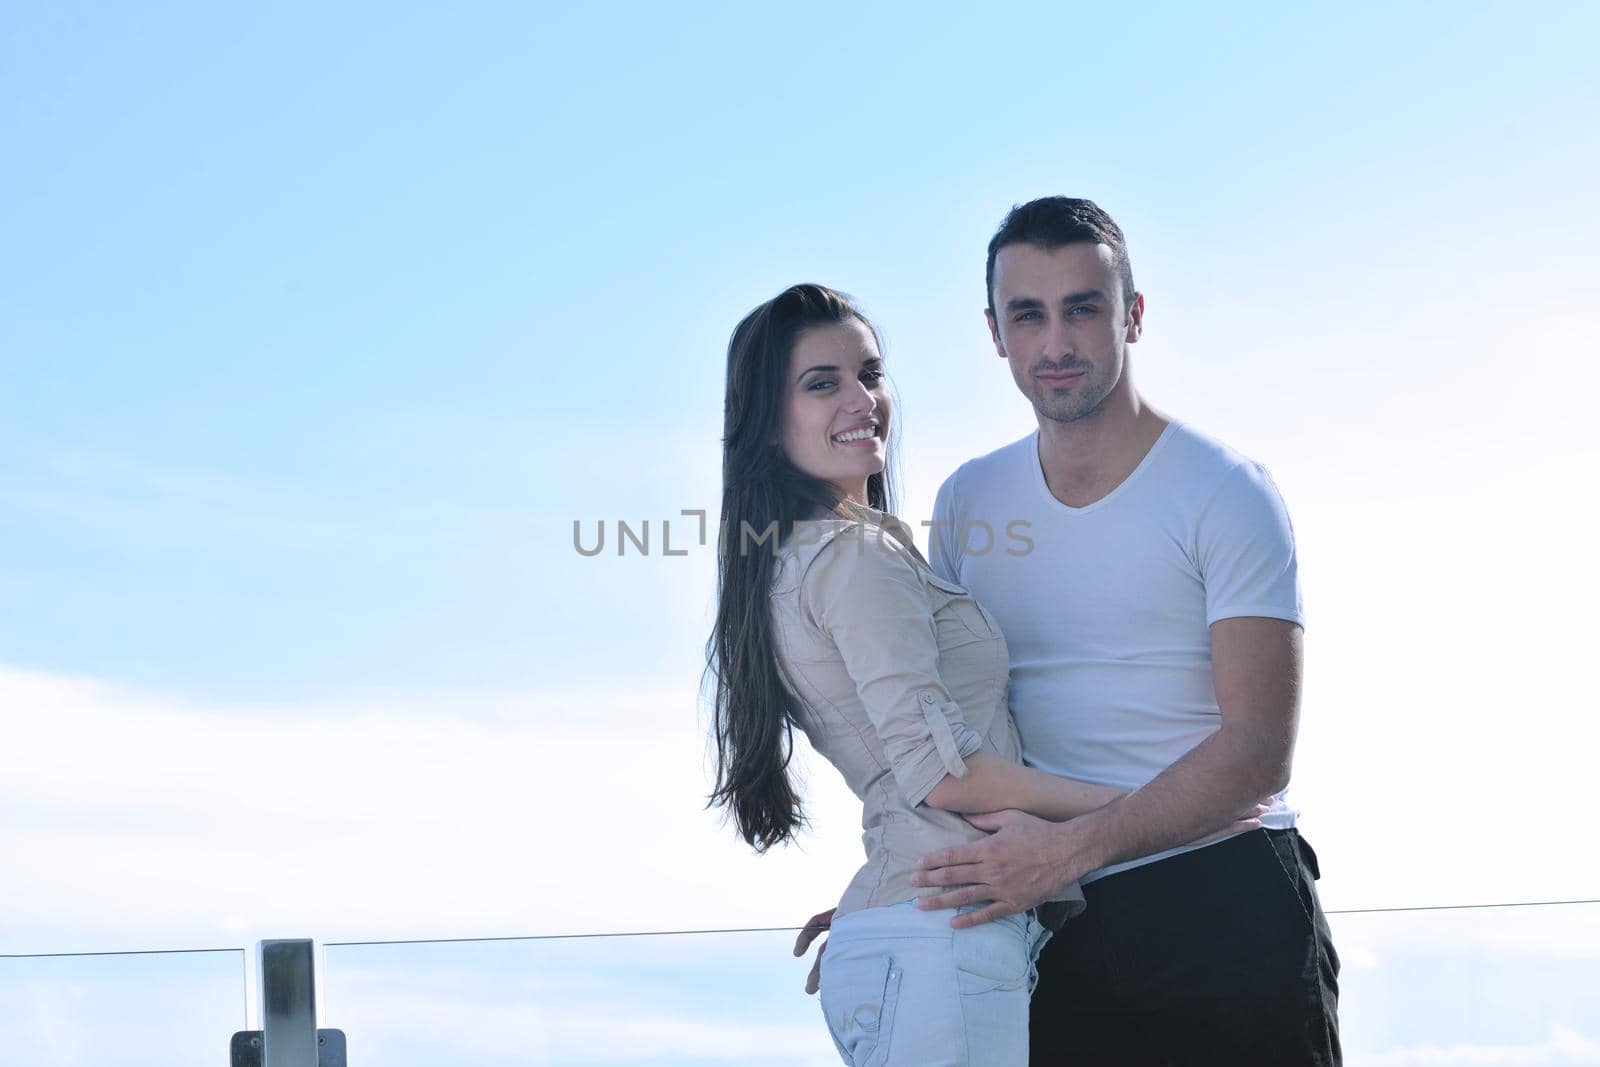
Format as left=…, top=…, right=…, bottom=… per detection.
left=339, top=993, right=833, bottom=1065
left=318, top=931, right=850, bottom=1065
left=0, top=661, right=866, bottom=956
left=1330, top=904, right=1600, bottom=964
left=1352, top=1025, right=1600, bottom=1066
left=0, top=957, right=243, bottom=1064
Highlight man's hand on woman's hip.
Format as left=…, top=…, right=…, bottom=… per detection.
left=911, top=809, right=1095, bottom=928
left=910, top=801, right=1269, bottom=928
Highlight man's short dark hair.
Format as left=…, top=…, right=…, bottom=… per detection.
left=985, top=197, right=1136, bottom=314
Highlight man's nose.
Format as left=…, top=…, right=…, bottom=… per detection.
left=1043, top=319, right=1074, bottom=361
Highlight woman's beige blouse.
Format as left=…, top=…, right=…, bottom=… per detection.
left=770, top=505, right=1069, bottom=918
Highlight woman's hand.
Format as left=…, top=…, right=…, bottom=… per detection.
left=1187, top=802, right=1272, bottom=846
left=792, top=907, right=835, bottom=995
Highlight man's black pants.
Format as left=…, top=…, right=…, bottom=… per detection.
left=1030, top=828, right=1341, bottom=1066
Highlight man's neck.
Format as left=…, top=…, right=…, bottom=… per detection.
left=1036, top=388, right=1170, bottom=509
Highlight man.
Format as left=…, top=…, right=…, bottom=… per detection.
left=797, top=197, right=1339, bottom=1064
left=922, top=197, right=1338, bottom=1064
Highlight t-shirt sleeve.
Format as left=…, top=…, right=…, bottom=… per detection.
left=800, top=527, right=984, bottom=806
left=928, top=468, right=963, bottom=584
left=1195, top=462, right=1304, bottom=627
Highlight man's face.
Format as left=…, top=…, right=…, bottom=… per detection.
left=986, top=241, right=1143, bottom=424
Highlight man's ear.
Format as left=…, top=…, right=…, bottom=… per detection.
left=985, top=308, right=1005, bottom=357
left=1124, top=292, right=1145, bottom=344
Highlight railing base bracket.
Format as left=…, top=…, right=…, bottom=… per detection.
left=229, top=1029, right=346, bottom=1067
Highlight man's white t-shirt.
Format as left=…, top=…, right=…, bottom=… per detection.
left=929, top=420, right=1304, bottom=881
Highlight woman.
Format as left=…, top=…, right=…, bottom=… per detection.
left=707, top=284, right=1244, bottom=1066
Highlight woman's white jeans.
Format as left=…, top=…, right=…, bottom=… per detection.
left=817, top=900, right=1051, bottom=1067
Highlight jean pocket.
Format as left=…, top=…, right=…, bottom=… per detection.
left=820, top=954, right=903, bottom=1067
left=952, top=915, right=1033, bottom=996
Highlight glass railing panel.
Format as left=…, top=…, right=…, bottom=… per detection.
left=17, top=902, right=1536, bottom=1064
left=0, top=948, right=247, bottom=1067
left=1330, top=900, right=1600, bottom=1062
left=325, top=903, right=1600, bottom=1064
left=324, top=928, right=837, bottom=1067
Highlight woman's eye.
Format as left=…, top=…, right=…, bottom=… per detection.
left=806, top=378, right=836, bottom=391
left=860, top=369, right=884, bottom=383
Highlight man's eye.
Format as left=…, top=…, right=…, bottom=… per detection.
left=1069, top=305, right=1097, bottom=316
left=1014, top=310, right=1041, bottom=322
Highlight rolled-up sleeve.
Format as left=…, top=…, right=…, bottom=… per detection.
left=800, top=526, right=984, bottom=806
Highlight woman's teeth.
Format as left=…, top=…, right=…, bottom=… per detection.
left=833, top=427, right=876, bottom=443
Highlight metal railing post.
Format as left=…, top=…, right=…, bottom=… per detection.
left=260, top=940, right=319, bottom=1066
left=230, top=938, right=345, bottom=1066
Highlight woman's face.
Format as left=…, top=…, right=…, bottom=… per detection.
left=777, top=319, right=891, bottom=505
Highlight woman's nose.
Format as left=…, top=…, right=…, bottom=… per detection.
left=842, top=380, right=876, bottom=412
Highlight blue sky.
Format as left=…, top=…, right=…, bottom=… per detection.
left=4, top=2, right=1600, bottom=1063
left=7, top=0, right=1594, bottom=698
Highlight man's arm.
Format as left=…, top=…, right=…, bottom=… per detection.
left=926, top=466, right=964, bottom=583
left=911, top=616, right=1302, bottom=927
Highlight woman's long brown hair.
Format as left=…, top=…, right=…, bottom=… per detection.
left=706, top=284, right=894, bottom=851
